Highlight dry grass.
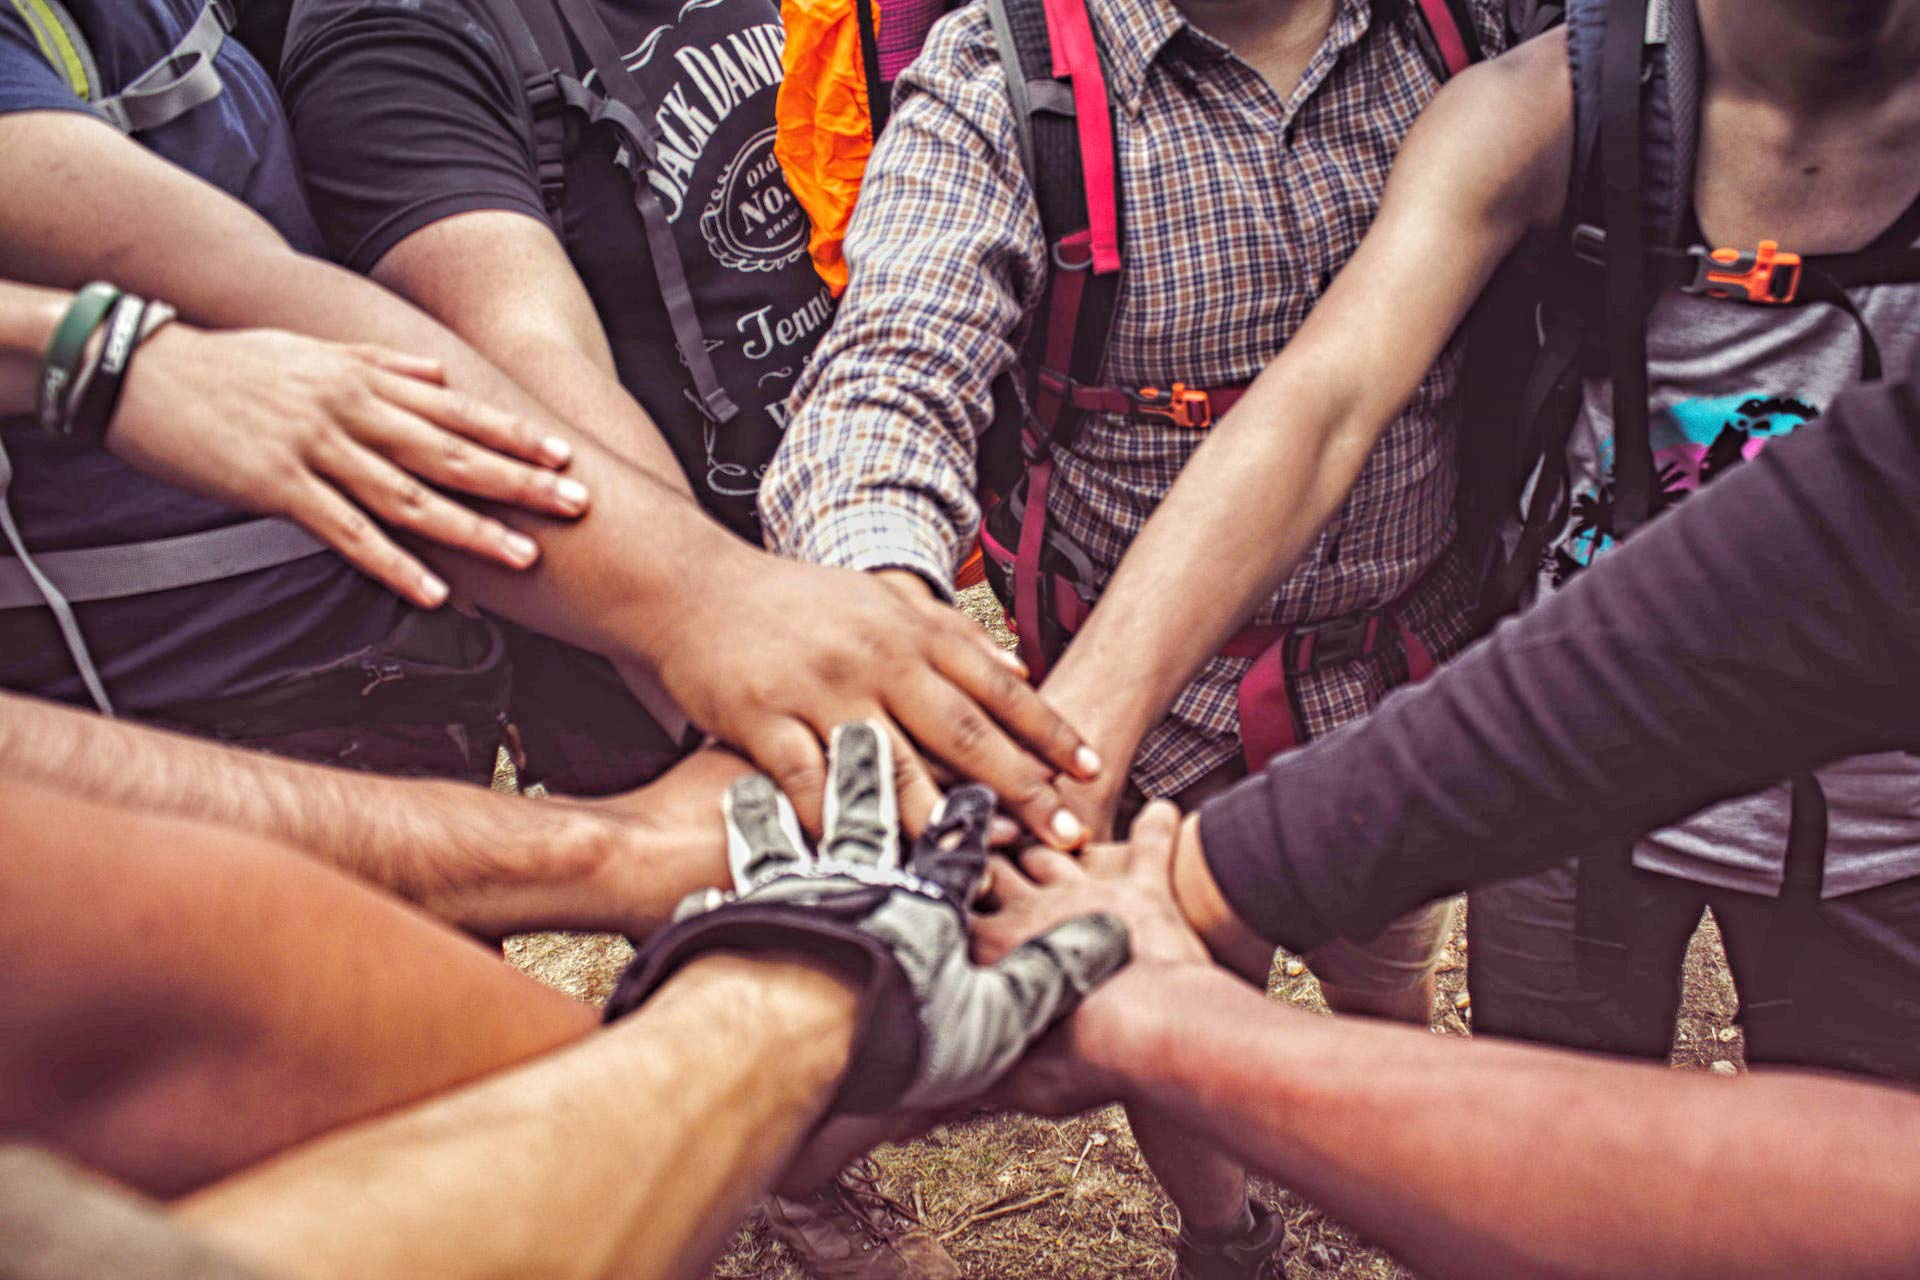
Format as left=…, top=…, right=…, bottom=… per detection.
left=504, top=586, right=1750, bottom=1279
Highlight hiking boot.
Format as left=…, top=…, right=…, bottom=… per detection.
left=1173, top=1199, right=1287, bottom=1280
left=767, top=1160, right=961, bottom=1280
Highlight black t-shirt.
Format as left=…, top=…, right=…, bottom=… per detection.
left=0, top=0, right=404, bottom=712
left=279, top=0, right=832, bottom=539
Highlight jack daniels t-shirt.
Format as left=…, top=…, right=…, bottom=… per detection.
left=279, top=0, right=832, bottom=539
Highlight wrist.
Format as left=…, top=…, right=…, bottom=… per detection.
left=660, top=953, right=861, bottom=1094
left=1172, top=813, right=1277, bottom=983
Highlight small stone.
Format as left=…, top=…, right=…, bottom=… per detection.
left=1285, top=959, right=1307, bottom=977
left=1710, top=1060, right=1738, bottom=1076
left=1453, top=991, right=1472, bottom=1010
left=1306, top=1242, right=1340, bottom=1269
left=1090, top=1131, right=1109, bottom=1147
left=1717, top=1027, right=1738, bottom=1043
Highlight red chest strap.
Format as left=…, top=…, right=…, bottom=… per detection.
left=1038, top=0, right=1121, bottom=275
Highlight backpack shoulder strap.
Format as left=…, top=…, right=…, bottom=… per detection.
left=12, top=0, right=235, bottom=135
left=475, top=0, right=574, bottom=217
left=1401, top=0, right=1485, bottom=81
left=985, top=0, right=1122, bottom=452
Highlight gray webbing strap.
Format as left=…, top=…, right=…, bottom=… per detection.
left=93, top=0, right=234, bottom=135
left=0, top=435, right=113, bottom=714
left=0, top=514, right=328, bottom=610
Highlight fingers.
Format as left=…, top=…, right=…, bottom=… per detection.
left=722, top=773, right=810, bottom=888
left=1125, top=800, right=1182, bottom=877
left=319, top=436, right=546, bottom=572
left=887, top=670, right=1087, bottom=852
left=929, top=619, right=1100, bottom=783
left=283, top=476, right=448, bottom=607
left=748, top=719, right=831, bottom=834
left=885, top=725, right=949, bottom=843
left=362, top=369, right=587, bottom=515
left=983, top=854, right=1038, bottom=903
left=820, top=721, right=899, bottom=868
left=342, top=343, right=446, bottom=385
left=909, top=783, right=996, bottom=902
left=1018, top=846, right=1084, bottom=887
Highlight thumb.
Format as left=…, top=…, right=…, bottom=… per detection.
left=991, top=912, right=1132, bottom=1029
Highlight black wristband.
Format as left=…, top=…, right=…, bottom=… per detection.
left=65, top=295, right=148, bottom=449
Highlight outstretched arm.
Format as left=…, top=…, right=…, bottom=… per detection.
left=1037, top=34, right=1573, bottom=828
left=1181, top=363, right=1920, bottom=966
left=0, top=109, right=1098, bottom=842
left=1072, top=965, right=1920, bottom=1280
left=178, top=956, right=859, bottom=1280
left=0, top=687, right=736, bottom=940
left=981, top=807, right=1920, bottom=1280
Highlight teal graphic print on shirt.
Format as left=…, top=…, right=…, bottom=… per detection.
left=1552, top=392, right=1822, bottom=585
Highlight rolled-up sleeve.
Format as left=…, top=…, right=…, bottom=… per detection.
left=760, top=7, right=1048, bottom=593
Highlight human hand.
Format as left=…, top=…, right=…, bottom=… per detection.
left=974, top=801, right=1211, bottom=971
left=972, top=803, right=1217, bottom=1118
left=651, top=560, right=1102, bottom=849
left=107, top=325, right=588, bottom=608
left=604, top=722, right=1130, bottom=1113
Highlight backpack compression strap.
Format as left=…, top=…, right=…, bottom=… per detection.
left=497, top=0, right=740, bottom=424
left=1405, top=0, right=1483, bottom=79
left=12, top=0, right=238, bottom=135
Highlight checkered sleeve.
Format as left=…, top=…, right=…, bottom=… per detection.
left=760, top=7, right=1050, bottom=596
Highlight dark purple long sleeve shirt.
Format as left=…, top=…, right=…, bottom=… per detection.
left=1198, top=366, right=1920, bottom=954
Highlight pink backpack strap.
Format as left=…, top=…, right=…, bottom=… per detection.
left=1037, top=0, right=1121, bottom=274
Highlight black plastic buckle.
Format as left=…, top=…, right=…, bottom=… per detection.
left=1283, top=614, right=1376, bottom=672
left=1570, top=223, right=1609, bottom=267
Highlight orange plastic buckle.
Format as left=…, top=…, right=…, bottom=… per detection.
left=1134, top=383, right=1213, bottom=428
left=1688, top=240, right=1803, bottom=305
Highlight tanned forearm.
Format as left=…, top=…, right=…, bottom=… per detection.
left=1037, top=39, right=1573, bottom=770
left=368, top=211, right=691, bottom=489
left=0, top=689, right=723, bottom=938
left=0, top=279, right=67, bottom=410
left=178, top=956, right=858, bottom=1280
left=0, top=112, right=745, bottom=679
left=1085, top=968, right=1920, bottom=1280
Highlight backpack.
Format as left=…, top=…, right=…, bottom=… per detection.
left=478, top=0, right=742, bottom=427
left=0, top=0, right=331, bottom=718
left=1482, top=0, right=1920, bottom=1022
left=779, top=0, right=1496, bottom=725
left=1478, top=0, right=1920, bottom=618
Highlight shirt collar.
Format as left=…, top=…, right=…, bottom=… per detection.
left=1093, top=0, right=1377, bottom=117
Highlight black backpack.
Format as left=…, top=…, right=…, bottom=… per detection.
left=1480, top=0, right=1920, bottom=1021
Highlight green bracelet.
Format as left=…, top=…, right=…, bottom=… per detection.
left=38, top=282, right=122, bottom=437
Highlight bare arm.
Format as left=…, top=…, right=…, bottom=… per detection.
left=178, top=956, right=858, bottom=1280
left=0, top=687, right=735, bottom=939
left=1038, top=35, right=1575, bottom=819
left=0, top=111, right=1097, bottom=841
left=368, top=210, right=689, bottom=487
left=1074, top=964, right=1920, bottom=1280
left=984, top=810, right=1920, bottom=1280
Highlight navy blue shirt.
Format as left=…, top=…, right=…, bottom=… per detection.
left=0, top=0, right=404, bottom=712
left=1198, top=364, right=1920, bottom=954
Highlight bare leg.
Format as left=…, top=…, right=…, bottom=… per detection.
left=1127, top=1105, right=1251, bottom=1231
left=0, top=778, right=597, bottom=1197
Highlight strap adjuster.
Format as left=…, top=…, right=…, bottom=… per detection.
left=1684, top=240, right=1803, bottom=305
left=1282, top=613, right=1381, bottom=673
left=1131, top=383, right=1213, bottom=428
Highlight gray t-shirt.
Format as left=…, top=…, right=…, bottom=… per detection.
left=1530, top=222, right=1920, bottom=899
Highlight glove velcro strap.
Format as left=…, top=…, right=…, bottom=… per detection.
left=605, top=901, right=924, bottom=1113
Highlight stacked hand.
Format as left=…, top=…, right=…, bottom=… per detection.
left=651, top=565, right=1102, bottom=849
left=606, top=722, right=1130, bottom=1113
left=109, top=325, right=587, bottom=608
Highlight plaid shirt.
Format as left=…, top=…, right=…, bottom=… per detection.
left=763, top=0, right=1505, bottom=796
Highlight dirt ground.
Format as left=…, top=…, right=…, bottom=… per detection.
left=505, top=586, right=1750, bottom=1280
